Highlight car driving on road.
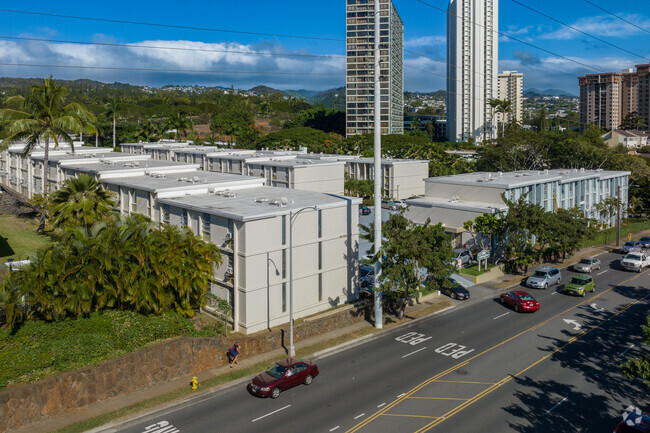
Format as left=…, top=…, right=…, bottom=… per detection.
left=621, top=241, right=644, bottom=254
left=639, top=237, right=650, bottom=249
left=500, top=291, right=539, bottom=312
left=526, top=266, right=561, bottom=289
left=249, top=358, right=319, bottom=399
left=572, top=257, right=601, bottom=273
left=564, top=274, right=595, bottom=297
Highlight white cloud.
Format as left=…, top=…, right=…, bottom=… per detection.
left=405, top=35, right=446, bottom=48
left=540, top=14, right=650, bottom=40
left=0, top=39, right=346, bottom=90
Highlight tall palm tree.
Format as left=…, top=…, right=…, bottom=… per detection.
left=49, top=173, right=116, bottom=231
left=165, top=111, right=193, bottom=141
left=0, top=76, right=97, bottom=194
left=496, top=100, right=512, bottom=136
left=104, top=97, right=123, bottom=148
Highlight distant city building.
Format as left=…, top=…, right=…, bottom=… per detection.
left=345, top=0, right=404, bottom=137
left=447, top=0, right=499, bottom=142
left=578, top=64, right=650, bottom=132
left=497, top=70, right=523, bottom=125
left=403, top=115, right=447, bottom=141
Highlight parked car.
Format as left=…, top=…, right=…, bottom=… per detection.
left=359, top=205, right=371, bottom=216
left=249, top=358, right=319, bottom=398
left=572, top=257, right=601, bottom=273
left=437, top=277, right=470, bottom=300
left=564, top=274, right=595, bottom=297
left=614, top=410, right=650, bottom=433
left=526, top=266, right=562, bottom=289
left=380, top=200, right=407, bottom=211
left=360, top=265, right=375, bottom=288
left=639, top=236, right=650, bottom=249
left=621, top=241, right=645, bottom=254
left=500, top=291, right=539, bottom=312
left=449, top=248, right=475, bottom=269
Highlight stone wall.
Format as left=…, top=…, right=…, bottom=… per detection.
left=0, top=304, right=370, bottom=432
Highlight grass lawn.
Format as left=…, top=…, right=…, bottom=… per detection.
left=458, top=263, right=496, bottom=276
left=0, top=214, right=52, bottom=262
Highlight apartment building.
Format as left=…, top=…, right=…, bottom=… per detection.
left=345, top=0, right=404, bottom=136
left=447, top=0, right=499, bottom=142
left=602, top=130, right=650, bottom=149
left=579, top=64, right=650, bottom=131
left=498, top=71, right=523, bottom=125
left=406, top=169, right=630, bottom=247
left=0, top=146, right=362, bottom=335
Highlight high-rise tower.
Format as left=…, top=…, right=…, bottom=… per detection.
left=447, top=0, right=499, bottom=142
left=346, top=0, right=404, bottom=137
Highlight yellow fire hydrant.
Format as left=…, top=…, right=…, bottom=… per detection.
left=191, top=376, right=198, bottom=391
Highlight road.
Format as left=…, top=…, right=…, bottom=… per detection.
left=111, top=251, right=648, bottom=433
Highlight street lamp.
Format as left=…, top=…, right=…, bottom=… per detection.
left=267, top=252, right=279, bottom=331
left=289, top=205, right=318, bottom=357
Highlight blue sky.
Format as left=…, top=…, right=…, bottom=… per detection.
left=1, top=0, right=649, bottom=94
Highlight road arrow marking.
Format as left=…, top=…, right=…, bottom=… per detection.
left=590, top=303, right=606, bottom=312
left=563, top=319, right=581, bottom=330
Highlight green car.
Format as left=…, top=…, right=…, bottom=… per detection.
left=564, top=274, right=595, bottom=297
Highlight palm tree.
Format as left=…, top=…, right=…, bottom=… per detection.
left=104, top=97, right=123, bottom=148
left=165, top=111, right=193, bottom=141
left=0, top=76, right=97, bottom=194
left=49, top=174, right=116, bottom=231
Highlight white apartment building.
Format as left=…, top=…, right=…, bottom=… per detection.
left=447, top=0, right=499, bottom=142
left=406, top=169, right=630, bottom=247
left=498, top=71, right=523, bottom=125
left=345, top=0, right=404, bottom=136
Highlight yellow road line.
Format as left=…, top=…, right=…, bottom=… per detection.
left=432, top=380, right=496, bottom=385
left=416, top=294, right=649, bottom=432
left=383, top=414, right=440, bottom=419
left=346, top=272, right=647, bottom=433
left=406, top=396, right=469, bottom=401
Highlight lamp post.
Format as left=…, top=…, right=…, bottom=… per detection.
left=267, top=252, right=279, bottom=331
left=289, top=205, right=317, bottom=357
left=372, top=0, right=383, bottom=330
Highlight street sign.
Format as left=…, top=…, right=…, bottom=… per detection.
left=477, top=250, right=490, bottom=260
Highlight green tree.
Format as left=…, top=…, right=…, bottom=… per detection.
left=104, top=97, right=122, bottom=148
left=0, top=76, right=97, bottom=193
left=595, top=196, right=618, bottom=227
left=165, top=111, right=193, bottom=141
left=361, top=213, right=452, bottom=319
left=49, top=174, right=117, bottom=231
left=621, top=314, right=650, bottom=390
left=618, top=111, right=647, bottom=130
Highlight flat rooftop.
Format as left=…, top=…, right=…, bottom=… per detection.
left=59, top=160, right=199, bottom=176
left=32, top=152, right=151, bottom=163
left=158, top=186, right=361, bottom=222
left=425, top=169, right=631, bottom=189
left=103, top=170, right=264, bottom=193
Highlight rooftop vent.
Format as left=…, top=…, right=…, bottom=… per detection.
left=223, top=191, right=236, bottom=198
left=255, top=197, right=270, bottom=203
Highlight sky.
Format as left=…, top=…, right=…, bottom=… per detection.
left=0, top=0, right=649, bottom=94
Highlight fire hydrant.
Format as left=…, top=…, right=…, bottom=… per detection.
left=191, top=376, right=198, bottom=391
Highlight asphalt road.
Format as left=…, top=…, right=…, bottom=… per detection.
left=110, top=251, right=649, bottom=433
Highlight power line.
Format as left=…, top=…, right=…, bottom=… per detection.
left=510, top=0, right=649, bottom=62
left=0, top=62, right=344, bottom=76
left=405, top=48, right=487, bottom=77
left=581, top=0, right=650, bottom=35
left=0, top=35, right=346, bottom=59
left=413, top=0, right=609, bottom=74
left=0, top=8, right=343, bottom=42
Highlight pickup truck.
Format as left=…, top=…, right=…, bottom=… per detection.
left=620, top=252, right=650, bottom=272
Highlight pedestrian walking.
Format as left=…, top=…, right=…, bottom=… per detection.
left=228, top=342, right=241, bottom=368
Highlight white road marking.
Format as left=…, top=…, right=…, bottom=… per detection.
left=621, top=344, right=635, bottom=357
left=562, top=319, right=582, bottom=330
left=397, top=393, right=406, bottom=398
left=597, top=270, right=608, bottom=275
left=354, top=413, right=365, bottom=419
left=546, top=397, right=568, bottom=414
left=493, top=312, right=510, bottom=320
left=590, top=303, right=606, bottom=312
left=252, top=405, right=291, bottom=422
left=551, top=291, right=558, bottom=295
left=377, top=403, right=386, bottom=408
left=402, top=347, right=428, bottom=358
left=329, top=427, right=340, bottom=432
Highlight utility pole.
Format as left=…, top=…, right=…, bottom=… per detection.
left=373, top=0, right=383, bottom=329
left=616, top=185, right=621, bottom=247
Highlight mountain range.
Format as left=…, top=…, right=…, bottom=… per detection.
left=524, top=88, right=577, bottom=97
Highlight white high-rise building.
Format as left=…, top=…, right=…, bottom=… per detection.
left=498, top=70, right=523, bottom=125
left=446, top=0, right=499, bottom=142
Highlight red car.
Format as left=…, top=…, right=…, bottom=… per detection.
left=249, top=358, right=319, bottom=398
left=500, top=291, right=540, bottom=312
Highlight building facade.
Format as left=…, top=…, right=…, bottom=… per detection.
left=345, top=0, right=404, bottom=137
left=447, top=0, right=499, bottom=142
left=497, top=70, right=523, bottom=125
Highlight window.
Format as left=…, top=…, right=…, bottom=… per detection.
left=130, top=190, right=137, bottom=213
left=282, top=249, right=287, bottom=279
left=318, top=242, right=323, bottom=270
left=162, top=205, right=170, bottom=224
left=201, top=213, right=211, bottom=241
left=318, top=210, right=322, bottom=238
left=282, top=283, right=287, bottom=312
left=282, top=215, right=287, bottom=245
left=318, top=274, right=323, bottom=302
left=182, top=209, right=188, bottom=227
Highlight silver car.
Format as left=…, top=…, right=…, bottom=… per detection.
left=572, top=257, right=601, bottom=273
left=621, top=241, right=644, bottom=254
left=527, top=266, right=562, bottom=289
